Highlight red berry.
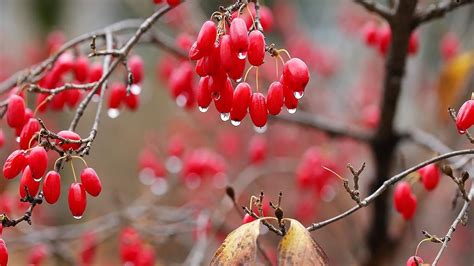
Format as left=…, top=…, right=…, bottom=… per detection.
left=248, top=30, right=265, bottom=66
left=249, top=93, right=268, bottom=128
left=402, top=193, right=417, bottom=220
left=129, top=55, right=144, bottom=84
left=6, top=95, right=26, bottom=128
left=57, top=130, right=82, bottom=151
left=68, top=183, right=87, bottom=218
left=19, top=118, right=40, bottom=150
left=3, top=150, right=27, bottom=179
left=197, top=76, right=212, bottom=111
left=27, top=244, right=47, bottom=266
left=166, top=0, right=180, bottom=6
left=66, top=89, right=82, bottom=108
left=28, top=146, right=48, bottom=180
left=282, top=58, right=310, bottom=95
left=440, top=32, right=459, bottom=61
left=80, top=231, right=97, bottom=265
left=80, top=167, right=102, bottom=197
left=197, top=21, right=217, bottom=54
left=0, top=130, right=4, bottom=148
left=88, top=62, right=103, bottom=82
left=43, top=171, right=61, bottom=204
left=136, top=246, right=156, bottom=266
left=242, top=214, right=255, bottom=224
left=19, top=166, right=40, bottom=198
left=393, top=181, right=411, bottom=213
left=249, top=135, right=267, bottom=164
left=74, top=55, right=89, bottom=82
left=214, top=79, right=234, bottom=115
left=456, top=99, right=474, bottom=133
left=230, top=18, right=249, bottom=55
left=120, top=227, right=142, bottom=264
left=378, top=26, right=391, bottom=56
left=50, top=91, right=67, bottom=110
left=418, top=164, right=440, bottom=191
left=362, top=21, right=378, bottom=46
left=267, top=81, right=284, bottom=115
left=125, top=93, right=140, bottom=111
left=408, top=32, right=419, bottom=55
left=259, top=6, right=274, bottom=32
left=188, top=42, right=205, bottom=60
left=230, top=82, right=252, bottom=123
left=220, top=35, right=238, bottom=73
left=56, top=52, right=75, bottom=74
left=0, top=238, right=8, bottom=266
left=108, top=83, right=127, bottom=109
left=406, top=256, right=423, bottom=266
left=282, top=81, right=298, bottom=112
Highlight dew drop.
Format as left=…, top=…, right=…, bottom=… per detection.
left=166, top=156, right=182, bottom=174
left=176, top=94, right=187, bottom=108
left=288, top=108, right=297, bottom=114
left=212, top=92, right=221, bottom=101
left=220, top=112, right=230, bottom=121
left=236, top=77, right=243, bottom=83
left=150, top=177, right=168, bottom=196
left=237, top=51, right=247, bottom=60
left=321, top=185, right=336, bottom=202
left=107, top=108, right=120, bottom=119
left=139, top=168, right=155, bottom=186
left=15, top=136, right=20, bottom=143
left=198, top=106, right=209, bottom=113
left=458, top=129, right=466, bottom=134
left=253, top=125, right=267, bottom=134
left=185, top=174, right=201, bottom=190
left=130, top=84, right=142, bottom=95
left=293, top=91, right=304, bottom=99
left=73, top=215, right=83, bottom=220
left=33, top=177, right=42, bottom=182
left=231, top=120, right=241, bottom=126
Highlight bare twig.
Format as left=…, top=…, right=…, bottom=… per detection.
left=353, top=0, right=394, bottom=21
left=414, top=0, right=474, bottom=26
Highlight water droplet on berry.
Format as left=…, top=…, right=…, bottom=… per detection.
left=73, top=215, right=83, bottom=220
left=220, top=112, right=230, bottom=121
left=458, top=129, right=466, bottom=134
left=166, top=156, right=182, bottom=174
left=231, top=120, right=241, bottom=126
left=130, top=84, right=141, bottom=95
left=33, top=177, right=42, bottom=182
left=176, top=94, right=187, bottom=108
left=237, top=51, right=247, bottom=60
left=254, top=125, right=267, bottom=134
left=150, top=177, right=168, bottom=196
left=287, top=108, right=297, bottom=114
left=198, top=106, right=209, bottom=113
left=293, top=91, right=304, bottom=99
left=139, top=168, right=155, bottom=185
left=107, top=108, right=120, bottom=119
left=15, top=136, right=20, bottom=143
left=185, top=173, right=201, bottom=190
left=236, top=77, right=243, bottom=83
left=212, top=92, right=221, bottom=100
left=92, top=94, right=100, bottom=103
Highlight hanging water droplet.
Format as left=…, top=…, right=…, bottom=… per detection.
left=130, top=84, right=142, bottom=95
left=237, top=51, right=247, bottom=60
left=220, top=112, right=230, bottom=121
left=293, top=91, right=304, bottom=99
left=254, top=125, right=268, bottom=134
left=198, top=106, right=209, bottom=113
left=150, top=177, right=168, bottom=196
left=288, top=108, right=297, bottom=114
left=33, top=177, right=42, bottom=182
left=185, top=174, right=201, bottom=190
left=166, top=156, right=182, bottom=174
left=231, top=120, right=241, bottom=126
left=139, top=168, right=155, bottom=186
left=458, top=129, right=466, bottom=134
left=176, top=94, right=187, bottom=108
left=73, top=215, right=83, bottom=220
left=15, top=136, right=20, bottom=143
left=236, top=77, right=243, bottom=83
left=107, top=108, right=120, bottom=119
left=92, top=94, right=100, bottom=103
left=212, top=92, right=221, bottom=101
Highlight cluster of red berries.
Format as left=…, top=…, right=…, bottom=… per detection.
left=361, top=21, right=419, bottom=56
left=2, top=129, right=102, bottom=219
left=393, top=164, right=440, bottom=220
left=455, top=97, right=474, bottom=134
left=0, top=225, right=7, bottom=266
left=119, top=227, right=156, bottom=266
left=185, top=9, right=309, bottom=131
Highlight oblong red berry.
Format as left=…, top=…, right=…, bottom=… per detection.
left=267, top=81, right=284, bottom=115
left=80, top=167, right=102, bottom=197
left=0, top=238, right=8, bottom=266
left=88, top=62, right=103, bottom=82
left=129, top=55, right=144, bottom=84
left=19, top=118, right=40, bottom=150
left=43, top=171, right=61, bottom=204
left=402, top=193, right=417, bottom=220
left=406, top=256, right=423, bottom=266
left=68, top=183, right=87, bottom=218
left=197, top=21, right=217, bottom=54
left=28, top=146, right=48, bottom=180
left=283, top=80, right=298, bottom=112
left=56, top=130, right=82, bottom=151
left=220, top=35, right=236, bottom=72
left=125, top=94, right=140, bottom=111
left=214, top=79, right=234, bottom=114
left=249, top=93, right=268, bottom=128
left=188, top=42, right=205, bottom=61
left=197, top=76, right=212, bottom=110
left=393, top=181, right=411, bottom=213
left=456, top=99, right=474, bottom=133
left=230, top=82, right=252, bottom=122
left=418, top=164, right=440, bottom=191
left=248, top=30, right=265, bottom=66
left=19, top=166, right=40, bottom=198
left=6, top=95, right=26, bottom=128
left=282, top=58, right=310, bottom=93
left=108, top=83, right=127, bottom=109
left=74, top=56, right=90, bottom=83
left=230, top=18, right=249, bottom=54
left=66, top=89, right=82, bottom=109
left=3, top=150, right=27, bottom=179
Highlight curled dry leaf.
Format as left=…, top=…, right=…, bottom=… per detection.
left=211, top=219, right=261, bottom=265
left=278, top=218, right=328, bottom=266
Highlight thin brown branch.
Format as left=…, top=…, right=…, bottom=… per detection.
left=353, top=0, right=394, bottom=21
left=414, top=0, right=474, bottom=26
left=307, top=149, right=474, bottom=231
left=27, top=82, right=97, bottom=95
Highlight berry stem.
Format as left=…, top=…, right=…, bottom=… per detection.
left=70, top=160, right=78, bottom=183
left=256, top=67, right=259, bottom=92
left=277, top=49, right=292, bottom=60
left=415, top=238, right=431, bottom=256
left=33, top=95, right=53, bottom=117
left=243, top=66, right=255, bottom=82
left=72, top=156, right=89, bottom=168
